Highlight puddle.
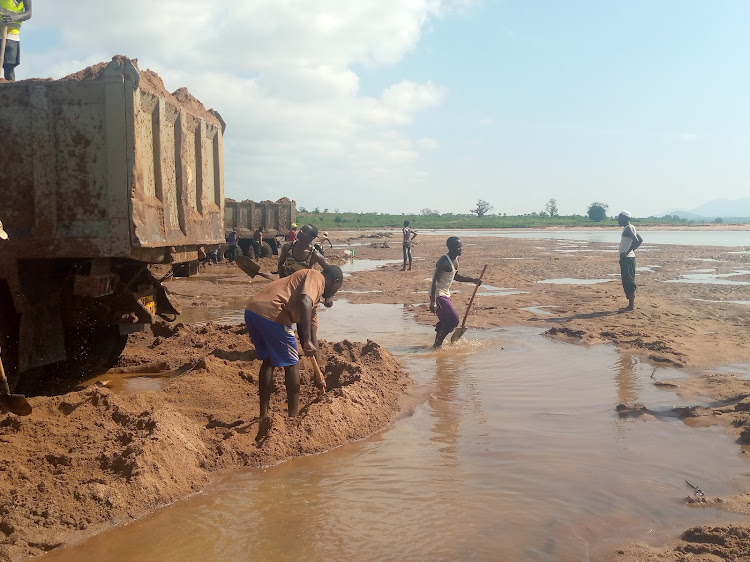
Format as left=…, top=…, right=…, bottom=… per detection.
left=690, top=298, right=750, bottom=306
left=636, top=265, right=660, bottom=273
left=666, top=270, right=750, bottom=285
left=340, top=258, right=401, bottom=274
left=476, top=284, right=528, bottom=297
left=44, top=302, right=750, bottom=562
left=81, top=370, right=176, bottom=394
left=521, top=305, right=557, bottom=315
left=538, top=278, right=615, bottom=285
left=421, top=229, right=750, bottom=247
left=338, top=289, right=384, bottom=294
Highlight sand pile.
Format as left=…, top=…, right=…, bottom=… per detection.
left=59, top=56, right=223, bottom=129
left=0, top=323, right=410, bottom=560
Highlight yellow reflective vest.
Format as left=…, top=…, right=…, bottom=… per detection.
left=0, top=0, right=25, bottom=36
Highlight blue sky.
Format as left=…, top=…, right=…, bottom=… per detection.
left=19, top=1, right=750, bottom=216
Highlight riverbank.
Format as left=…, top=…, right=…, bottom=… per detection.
left=2, top=229, right=750, bottom=560
left=0, top=324, right=410, bottom=560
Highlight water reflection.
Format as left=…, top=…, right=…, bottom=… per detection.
left=42, top=306, right=750, bottom=562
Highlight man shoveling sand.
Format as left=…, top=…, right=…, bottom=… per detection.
left=244, top=266, right=343, bottom=422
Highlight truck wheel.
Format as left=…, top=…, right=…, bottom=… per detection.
left=0, top=281, right=21, bottom=392
left=264, top=238, right=279, bottom=255
left=106, top=333, right=129, bottom=368
left=65, top=324, right=126, bottom=377
left=260, top=241, right=273, bottom=258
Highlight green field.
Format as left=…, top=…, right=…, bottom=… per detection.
left=294, top=210, right=717, bottom=231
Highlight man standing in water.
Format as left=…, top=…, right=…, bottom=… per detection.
left=617, top=211, right=643, bottom=312
left=401, top=220, right=418, bottom=271
left=429, top=236, right=482, bottom=347
left=245, top=266, right=343, bottom=422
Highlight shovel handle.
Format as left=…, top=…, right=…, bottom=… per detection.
left=309, top=356, right=326, bottom=392
left=458, top=264, right=487, bottom=331
left=0, top=26, right=7, bottom=72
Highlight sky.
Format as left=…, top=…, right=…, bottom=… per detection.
left=19, top=1, right=750, bottom=217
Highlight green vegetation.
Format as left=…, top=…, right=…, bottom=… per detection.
left=294, top=209, right=701, bottom=230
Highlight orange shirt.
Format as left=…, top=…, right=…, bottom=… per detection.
left=246, top=269, right=326, bottom=327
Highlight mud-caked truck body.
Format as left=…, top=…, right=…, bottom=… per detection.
left=0, top=57, right=225, bottom=391
left=223, top=199, right=297, bottom=258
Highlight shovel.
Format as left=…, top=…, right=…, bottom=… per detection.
left=235, top=254, right=275, bottom=281
left=1, top=26, right=7, bottom=72
left=308, top=355, right=326, bottom=392
left=0, top=352, right=32, bottom=416
left=450, top=264, right=488, bottom=343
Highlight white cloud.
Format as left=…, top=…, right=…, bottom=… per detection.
left=418, top=137, right=440, bottom=150
left=27, top=1, right=455, bottom=211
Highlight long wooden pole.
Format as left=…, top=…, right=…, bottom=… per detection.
left=0, top=26, right=8, bottom=74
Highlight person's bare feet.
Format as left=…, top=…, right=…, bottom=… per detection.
left=618, top=306, right=634, bottom=313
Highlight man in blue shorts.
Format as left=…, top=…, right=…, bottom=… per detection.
left=245, top=265, right=343, bottom=420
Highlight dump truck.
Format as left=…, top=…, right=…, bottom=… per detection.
left=0, top=56, right=225, bottom=391
left=224, top=198, right=296, bottom=258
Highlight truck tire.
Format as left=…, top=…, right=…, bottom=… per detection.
left=260, top=241, right=273, bottom=258
left=64, top=324, right=127, bottom=378
left=106, top=333, right=129, bottom=369
left=264, top=237, right=279, bottom=255
left=0, top=280, right=21, bottom=392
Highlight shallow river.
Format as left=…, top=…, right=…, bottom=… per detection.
left=46, top=302, right=750, bottom=561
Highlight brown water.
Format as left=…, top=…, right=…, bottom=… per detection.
left=45, top=302, right=750, bottom=561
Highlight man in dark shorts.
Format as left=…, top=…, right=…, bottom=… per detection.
left=617, top=211, right=643, bottom=312
left=226, top=227, right=239, bottom=262
left=429, top=236, right=482, bottom=347
left=1, top=0, right=32, bottom=82
left=251, top=226, right=264, bottom=261
left=401, top=220, right=417, bottom=271
left=245, top=266, right=343, bottom=420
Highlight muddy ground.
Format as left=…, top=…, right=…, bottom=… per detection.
left=2, top=228, right=750, bottom=560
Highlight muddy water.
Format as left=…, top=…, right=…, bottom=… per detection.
left=46, top=303, right=750, bottom=561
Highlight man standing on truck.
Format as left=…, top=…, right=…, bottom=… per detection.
left=245, top=266, right=343, bottom=421
left=226, top=227, right=239, bottom=262
left=1, top=0, right=32, bottom=82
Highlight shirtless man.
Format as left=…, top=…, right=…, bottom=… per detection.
left=429, top=236, right=482, bottom=347
left=401, top=220, right=418, bottom=271
left=277, top=223, right=333, bottom=306
left=277, top=224, right=329, bottom=277
left=617, top=211, right=643, bottom=312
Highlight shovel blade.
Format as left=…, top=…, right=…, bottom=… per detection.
left=0, top=394, right=32, bottom=416
left=450, top=327, right=468, bottom=343
left=235, top=255, right=261, bottom=278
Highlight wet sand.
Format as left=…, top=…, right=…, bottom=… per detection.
left=2, top=229, right=750, bottom=560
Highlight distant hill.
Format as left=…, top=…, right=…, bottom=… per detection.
left=663, top=197, right=750, bottom=223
